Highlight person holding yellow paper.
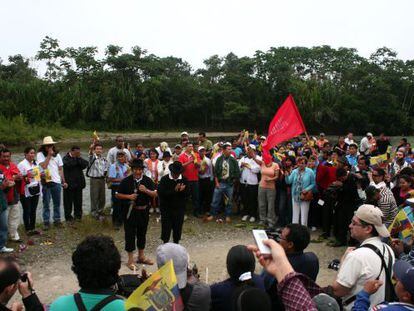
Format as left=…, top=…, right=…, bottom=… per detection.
left=18, top=147, right=41, bottom=235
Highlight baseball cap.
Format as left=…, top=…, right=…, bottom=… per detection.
left=312, top=293, right=340, bottom=311
left=174, top=144, right=182, bottom=149
left=180, top=131, right=189, bottom=136
left=248, top=144, right=256, bottom=150
left=223, top=142, right=232, bottom=147
left=198, top=146, right=205, bottom=152
left=260, top=136, right=266, bottom=140
left=156, top=243, right=189, bottom=289
left=355, top=204, right=390, bottom=237
left=320, top=133, right=325, bottom=137
left=393, top=260, right=414, bottom=296
left=367, top=132, right=373, bottom=137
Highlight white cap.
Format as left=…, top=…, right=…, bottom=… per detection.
left=355, top=204, right=390, bottom=237
left=156, top=243, right=189, bottom=289
left=367, top=132, right=373, bottom=137
left=198, top=146, right=205, bottom=152
left=248, top=144, right=256, bottom=150
left=180, top=131, right=189, bottom=136
left=260, top=136, right=266, bottom=140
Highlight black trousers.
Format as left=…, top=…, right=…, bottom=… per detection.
left=124, top=209, right=149, bottom=252
left=241, top=184, right=258, bottom=217
left=322, top=198, right=335, bottom=238
left=20, top=195, right=39, bottom=231
left=161, top=207, right=185, bottom=244
left=63, top=188, right=83, bottom=221
left=199, top=178, right=213, bottom=214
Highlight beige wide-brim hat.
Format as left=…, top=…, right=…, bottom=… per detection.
left=41, top=136, right=58, bottom=145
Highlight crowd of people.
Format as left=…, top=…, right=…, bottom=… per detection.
left=0, top=130, right=414, bottom=310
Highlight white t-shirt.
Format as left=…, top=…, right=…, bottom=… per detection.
left=336, top=237, right=395, bottom=310
left=239, top=156, right=261, bottom=185
left=36, top=152, right=63, bottom=184
left=17, top=159, right=41, bottom=197
left=199, top=156, right=213, bottom=179
left=157, top=160, right=173, bottom=178
left=106, top=147, right=132, bottom=165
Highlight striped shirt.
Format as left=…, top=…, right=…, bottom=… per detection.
left=87, top=154, right=108, bottom=178
left=370, top=181, right=398, bottom=226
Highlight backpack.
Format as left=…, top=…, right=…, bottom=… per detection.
left=74, top=293, right=122, bottom=311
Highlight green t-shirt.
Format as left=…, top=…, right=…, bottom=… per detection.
left=50, top=292, right=125, bottom=311
left=199, top=139, right=213, bottom=150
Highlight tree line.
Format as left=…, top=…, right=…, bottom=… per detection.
left=1, top=36, right=414, bottom=135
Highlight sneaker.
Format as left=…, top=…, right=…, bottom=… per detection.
left=149, top=207, right=154, bottom=214
left=205, top=215, right=214, bottom=222
left=311, top=226, right=317, bottom=232
left=249, top=217, right=256, bottom=223
left=0, top=246, right=14, bottom=253
left=241, top=215, right=248, bottom=222
left=155, top=207, right=160, bottom=213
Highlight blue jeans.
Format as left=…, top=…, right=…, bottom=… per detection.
left=0, top=209, right=7, bottom=248
left=210, top=182, right=234, bottom=216
left=42, top=182, right=62, bottom=225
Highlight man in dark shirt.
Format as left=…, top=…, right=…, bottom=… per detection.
left=376, top=133, right=391, bottom=155
left=0, top=257, right=43, bottom=311
left=158, top=161, right=188, bottom=244
left=62, top=146, right=89, bottom=222
left=116, top=159, right=157, bottom=270
left=263, top=224, right=319, bottom=310
left=330, top=167, right=362, bottom=247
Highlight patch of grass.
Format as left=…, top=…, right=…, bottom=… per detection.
left=0, top=115, right=89, bottom=146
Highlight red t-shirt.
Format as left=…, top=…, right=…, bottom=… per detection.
left=178, top=152, right=200, bottom=181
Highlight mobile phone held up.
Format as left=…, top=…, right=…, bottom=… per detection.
left=252, top=230, right=271, bottom=255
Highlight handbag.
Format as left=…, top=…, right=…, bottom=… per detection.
left=300, top=190, right=313, bottom=201
left=28, top=184, right=40, bottom=196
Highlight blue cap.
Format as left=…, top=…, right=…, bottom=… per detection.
left=394, top=260, right=414, bottom=296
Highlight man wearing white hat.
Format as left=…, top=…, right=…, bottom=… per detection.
left=37, top=136, right=67, bottom=229
left=330, top=204, right=395, bottom=310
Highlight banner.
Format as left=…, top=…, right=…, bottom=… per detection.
left=262, top=94, right=306, bottom=152
left=125, top=260, right=184, bottom=311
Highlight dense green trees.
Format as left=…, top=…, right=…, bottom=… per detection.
left=1, top=37, right=413, bottom=135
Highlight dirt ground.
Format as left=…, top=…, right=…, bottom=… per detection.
left=8, top=215, right=346, bottom=305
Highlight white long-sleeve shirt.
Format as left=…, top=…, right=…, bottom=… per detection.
left=239, top=156, right=261, bottom=185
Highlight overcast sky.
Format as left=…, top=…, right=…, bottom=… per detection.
left=1, top=0, right=413, bottom=71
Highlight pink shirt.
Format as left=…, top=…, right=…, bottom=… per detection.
left=259, top=163, right=279, bottom=189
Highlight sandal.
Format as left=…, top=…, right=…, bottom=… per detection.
left=127, top=263, right=138, bottom=271
left=137, top=257, right=154, bottom=265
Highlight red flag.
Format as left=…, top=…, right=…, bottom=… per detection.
left=262, top=94, right=306, bottom=151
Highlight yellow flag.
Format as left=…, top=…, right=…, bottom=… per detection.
left=125, top=260, right=184, bottom=311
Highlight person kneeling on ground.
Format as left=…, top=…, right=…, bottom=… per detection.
left=50, top=235, right=125, bottom=311
left=353, top=260, right=414, bottom=310
left=210, top=245, right=266, bottom=311
left=156, top=243, right=210, bottom=311
left=0, top=257, right=43, bottom=311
